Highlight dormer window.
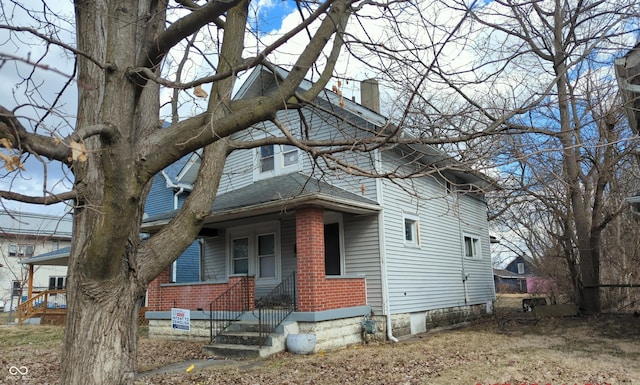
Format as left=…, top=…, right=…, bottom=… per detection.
left=283, top=145, right=299, bottom=167
left=256, top=144, right=300, bottom=179
left=260, top=145, right=275, bottom=172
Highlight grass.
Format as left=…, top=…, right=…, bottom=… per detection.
left=1, top=309, right=15, bottom=325
left=2, top=295, right=640, bottom=384
left=0, top=324, right=64, bottom=348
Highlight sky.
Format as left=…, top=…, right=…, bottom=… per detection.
left=1, top=0, right=637, bottom=238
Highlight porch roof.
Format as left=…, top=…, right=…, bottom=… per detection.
left=142, top=172, right=381, bottom=232
left=21, top=246, right=71, bottom=266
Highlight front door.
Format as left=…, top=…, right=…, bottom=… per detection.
left=228, top=223, right=280, bottom=289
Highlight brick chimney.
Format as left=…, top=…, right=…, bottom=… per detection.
left=360, top=78, right=380, bottom=113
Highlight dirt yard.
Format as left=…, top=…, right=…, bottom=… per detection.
left=2, top=295, right=639, bottom=385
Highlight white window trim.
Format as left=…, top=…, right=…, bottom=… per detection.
left=226, top=222, right=281, bottom=286
left=402, top=212, right=421, bottom=248
left=256, top=232, right=277, bottom=280
left=463, top=234, right=481, bottom=259
left=254, top=144, right=301, bottom=180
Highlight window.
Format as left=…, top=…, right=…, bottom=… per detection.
left=283, top=145, right=299, bottom=167
left=258, top=234, right=276, bottom=278
left=256, top=144, right=299, bottom=178
left=227, top=223, right=281, bottom=283
left=52, top=240, right=59, bottom=251
left=231, top=237, right=249, bottom=274
left=464, top=235, right=480, bottom=258
left=49, top=276, right=66, bottom=290
left=517, top=262, right=525, bottom=275
left=445, top=180, right=454, bottom=195
left=403, top=213, right=420, bottom=246
left=9, top=243, right=34, bottom=258
left=260, top=145, right=275, bottom=172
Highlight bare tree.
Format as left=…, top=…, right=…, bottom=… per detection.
left=0, top=0, right=373, bottom=383
left=0, top=0, right=638, bottom=383
left=477, top=4, right=638, bottom=314
left=355, top=0, right=639, bottom=313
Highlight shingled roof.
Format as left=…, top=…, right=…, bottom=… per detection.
left=142, top=173, right=380, bottom=232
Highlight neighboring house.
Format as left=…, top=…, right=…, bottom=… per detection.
left=142, top=65, right=498, bottom=353
left=493, top=255, right=535, bottom=293
left=615, top=43, right=640, bottom=212
left=145, top=154, right=202, bottom=283
left=0, top=210, right=72, bottom=310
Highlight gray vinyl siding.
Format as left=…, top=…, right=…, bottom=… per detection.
left=343, top=214, right=383, bottom=313
left=280, top=217, right=297, bottom=281
left=297, top=106, right=380, bottom=203
left=380, top=153, right=494, bottom=314
left=201, top=230, right=227, bottom=282
left=217, top=106, right=380, bottom=203
left=457, top=193, right=495, bottom=304
left=217, top=149, right=254, bottom=195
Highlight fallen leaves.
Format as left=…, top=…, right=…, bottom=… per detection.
left=2, top=314, right=640, bottom=385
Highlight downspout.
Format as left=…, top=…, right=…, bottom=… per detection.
left=162, top=170, right=191, bottom=283
left=376, top=152, right=398, bottom=343
left=458, top=202, right=470, bottom=305
left=171, top=187, right=185, bottom=283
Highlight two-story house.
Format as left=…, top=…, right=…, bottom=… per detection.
left=142, top=65, right=498, bottom=354
left=0, top=210, right=72, bottom=311
left=493, top=255, right=536, bottom=293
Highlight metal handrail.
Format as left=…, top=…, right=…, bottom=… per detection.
left=209, top=276, right=250, bottom=343
left=256, top=272, right=297, bottom=346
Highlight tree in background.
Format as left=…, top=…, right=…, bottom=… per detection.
left=392, top=0, right=639, bottom=314
left=0, top=0, right=639, bottom=383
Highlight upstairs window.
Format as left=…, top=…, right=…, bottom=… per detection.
left=464, top=235, right=480, bottom=258
left=260, top=145, right=275, bottom=172
left=9, top=244, right=34, bottom=258
left=283, top=145, right=299, bottom=167
left=256, top=144, right=300, bottom=179
left=517, top=262, right=525, bottom=274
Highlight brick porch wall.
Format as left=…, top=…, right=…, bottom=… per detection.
left=147, top=272, right=255, bottom=311
left=296, top=206, right=367, bottom=312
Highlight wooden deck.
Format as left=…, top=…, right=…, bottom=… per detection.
left=18, top=289, right=67, bottom=324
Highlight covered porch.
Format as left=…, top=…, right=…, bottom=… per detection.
left=18, top=247, right=70, bottom=325
left=145, top=206, right=372, bottom=336
left=143, top=173, right=381, bottom=343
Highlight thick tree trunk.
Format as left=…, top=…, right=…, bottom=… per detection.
left=61, top=270, right=141, bottom=384
left=60, top=194, right=149, bottom=384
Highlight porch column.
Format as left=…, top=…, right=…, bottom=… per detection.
left=296, top=206, right=325, bottom=312
left=27, top=264, right=34, bottom=298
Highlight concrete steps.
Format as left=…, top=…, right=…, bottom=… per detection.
left=205, top=320, right=296, bottom=358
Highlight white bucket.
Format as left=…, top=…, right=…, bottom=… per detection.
left=286, top=334, right=317, bottom=354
